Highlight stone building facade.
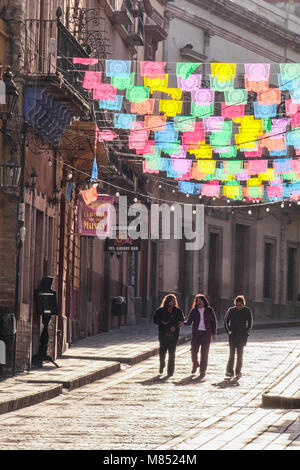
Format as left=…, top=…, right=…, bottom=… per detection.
left=154, top=0, right=300, bottom=319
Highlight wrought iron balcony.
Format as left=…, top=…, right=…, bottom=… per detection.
left=107, top=0, right=134, bottom=25
left=124, top=3, right=144, bottom=47
left=24, top=12, right=91, bottom=106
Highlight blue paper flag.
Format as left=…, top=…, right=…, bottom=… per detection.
left=66, top=182, right=73, bottom=200
left=253, top=102, right=277, bottom=119
left=90, top=156, right=98, bottom=182
left=114, top=113, right=136, bottom=129
left=105, top=60, right=131, bottom=77
left=99, top=95, right=123, bottom=111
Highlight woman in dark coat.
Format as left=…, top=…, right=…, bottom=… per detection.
left=223, top=295, right=253, bottom=379
left=153, top=294, right=185, bottom=377
left=185, top=294, right=217, bottom=378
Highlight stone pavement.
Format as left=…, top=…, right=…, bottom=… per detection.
left=0, top=326, right=300, bottom=450
left=0, top=318, right=300, bottom=416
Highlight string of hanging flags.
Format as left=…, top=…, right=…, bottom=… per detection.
left=71, top=58, right=300, bottom=202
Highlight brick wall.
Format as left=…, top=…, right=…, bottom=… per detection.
left=15, top=320, right=31, bottom=373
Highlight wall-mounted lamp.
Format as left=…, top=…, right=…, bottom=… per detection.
left=30, top=170, right=37, bottom=189
left=53, top=186, right=59, bottom=204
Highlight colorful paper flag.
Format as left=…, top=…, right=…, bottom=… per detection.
left=106, top=59, right=131, bottom=77
left=140, top=61, right=166, bottom=79
left=176, top=62, right=201, bottom=79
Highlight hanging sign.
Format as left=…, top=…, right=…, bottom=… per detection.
left=78, top=195, right=114, bottom=237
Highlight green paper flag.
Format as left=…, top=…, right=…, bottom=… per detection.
left=111, top=73, right=135, bottom=90
left=126, top=86, right=150, bottom=103
left=224, top=89, right=248, bottom=105
left=176, top=62, right=201, bottom=79
left=191, top=102, right=214, bottom=118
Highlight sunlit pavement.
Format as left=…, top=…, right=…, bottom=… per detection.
left=0, top=327, right=299, bottom=450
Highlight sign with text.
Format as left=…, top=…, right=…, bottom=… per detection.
left=105, top=231, right=141, bottom=252
left=78, top=195, right=114, bottom=237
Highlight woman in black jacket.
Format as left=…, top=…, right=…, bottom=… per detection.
left=185, top=294, right=217, bottom=378
left=153, top=294, right=185, bottom=377
left=224, top=295, right=253, bottom=379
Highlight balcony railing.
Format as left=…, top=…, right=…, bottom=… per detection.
left=107, top=0, right=134, bottom=25
left=24, top=16, right=91, bottom=103
left=124, top=3, right=144, bottom=46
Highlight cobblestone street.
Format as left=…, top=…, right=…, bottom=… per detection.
left=0, top=327, right=300, bottom=451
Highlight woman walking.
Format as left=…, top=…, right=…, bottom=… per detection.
left=185, top=294, right=217, bottom=379
left=153, top=294, right=185, bottom=377
left=224, top=295, right=253, bottom=379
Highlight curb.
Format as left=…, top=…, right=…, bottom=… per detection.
left=0, top=322, right=299, bottom=416
left=0, top=384, right=63, bottom=416
left=63, top=362, right=121, bottom=391
left=261, top=362, right=300, bottom=409
left=262, top=393, right=300, bottom=409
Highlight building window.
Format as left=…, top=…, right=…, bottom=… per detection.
left=287, top=246, right=297, bottom=301
left=263, top=241, right=275, bottom=299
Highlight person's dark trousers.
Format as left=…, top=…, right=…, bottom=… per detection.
left=159, top=335, right=177, bottom=375
left=226, top=341, right=244, bottom=376
left=191, top=331, right=211, bottom=375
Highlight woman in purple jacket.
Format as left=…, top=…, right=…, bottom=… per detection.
left=185, top=294, right=217, bottom=378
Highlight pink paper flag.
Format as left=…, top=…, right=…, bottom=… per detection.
left=177, top=74, right=202, bottom=92
left=73, top=57, right=98, bottom=65
left=135, top=141, right=155, bottom=155
left=82, top=71, right=102, bottom=89
left=170, top=146, right=187, bottom=159
left=172, top=159, right=192, bottom=173
left=191, top=88, right=214, bottom=105
left=97, top=130, right=117, bottom=141
left=285, top=100, right=300, bottom=116
left=203, top=116, right=224, bottom=132
left=221, top=103, right=245, bottom=119
left=140, top=61, right=166, bottom=79
left=291, top=113, right=300, bottom=128
left=93, top=83, right=117, bottom=101
left=245, top=63, right=270, bottom=81
left=292, top=158, right=300, bottom=173
left=267, top=185, right=283, bottom=198
left=236, top=170, right=250, bottom=181
left=201, top=184, right=220, bottom=197
left=248, top=160, right=268, bottom=175
left=129, top=122, right=150, bottom=150
left=244, top=148, right=262, bottom=158
left=182, top=122, right=205, bottom=150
